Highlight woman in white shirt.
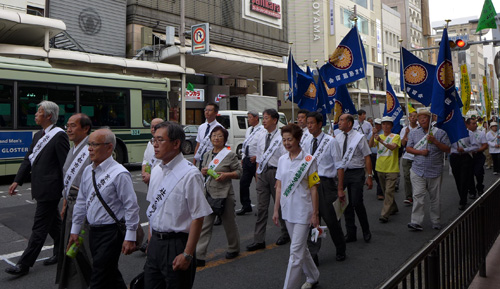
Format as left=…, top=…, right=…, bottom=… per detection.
left=273, top=123, right=320, bottom=289
left=486, top=122, right=500, bottom=175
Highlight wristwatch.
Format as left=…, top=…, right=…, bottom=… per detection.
left=183, top=252, right=193, bottom=261
left=367, top=174, right=373, bottom=178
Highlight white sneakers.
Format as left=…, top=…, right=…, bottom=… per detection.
left=301, top=281, right=319, bottom=289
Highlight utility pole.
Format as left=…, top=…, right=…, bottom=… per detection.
left=180, top=0, right=186, bottom=125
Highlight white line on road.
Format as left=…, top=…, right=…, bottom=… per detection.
left=25, top=200, right=35, bottom=204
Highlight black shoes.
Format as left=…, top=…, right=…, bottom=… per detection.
left=5, top=264, right=29, bottom=276
left=459, top=204, right=467, bottom=211
left=236, top=207, right=252, bottom=216
left=336, top=254, right=346, bottom=262
left=225, top=251, right=239, bottom=259
left=246, top=242, right=266, bottom=251
left=214, top=215, right=222, bottom=226
left=276, top=235, right=291, bottom=245
left=345, top=234, right=357, bottom=243
left=363, top=232, right=372, bottom=243
left=43, top=255, right=58, bottom=266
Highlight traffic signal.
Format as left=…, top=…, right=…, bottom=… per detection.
left=449, top=39, right=470, bottom=50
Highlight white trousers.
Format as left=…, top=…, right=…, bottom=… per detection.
left=283, top=221, right=319, bottom=289
left=410, top=170, right=442, bottom=225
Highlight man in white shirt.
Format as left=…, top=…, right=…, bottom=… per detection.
left=141, top=118, right=164, bottom=185
left=246, top=109, right=289, bottom=251
left=193, top=103, right=222, bottom=168
left=400, top=111, right=419, bottom=205
left=144, top=122, right=212, bottom=289
left=467, top=118, right=488, bottom=199
left=353, top=109, right=372, bottom=140
left=335, top=114, right=373, bottom=243
left=69, top=128, right=140, bottom=289
left=304, top=112, right=346, bottom=265
left=297, top=109, right=312, bottom=146
left=237, top=110, right=263, bottom=215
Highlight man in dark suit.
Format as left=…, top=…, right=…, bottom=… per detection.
left=5, top=100, right=70, bottom=276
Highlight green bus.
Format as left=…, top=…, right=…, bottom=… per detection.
left=0, top=56, right=170, bottom=176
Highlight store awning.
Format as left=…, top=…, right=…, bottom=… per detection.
left=0, top=10, right=65, bottom=46
left=156, top=34, right=287, bottom=82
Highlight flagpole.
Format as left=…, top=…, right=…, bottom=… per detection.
left=315, top=59, right=334, bottom=128
left=399, top=39, right=411, bottom=126
left=289, top=43, right=295, bottom=120
left=353, top=18, right=375, bottom=118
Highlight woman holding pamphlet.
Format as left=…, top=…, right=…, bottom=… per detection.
left=273, top=123, right=320, bottom=289
left=196, top=126, right=241, bottom=267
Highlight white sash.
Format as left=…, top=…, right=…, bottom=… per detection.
left=339, top=132, right=364, bottom=169
left=29, top=127, right=64, bottom=165
left=205, top=147, right=231, bottom=184
left=299, top=131, right=313, bottom=147
left=282, top=154, right=315, bottom=200
left=149, top=155, right=159, bottom=168
left=194, top=124, right=222, bottom=161
left=312, top=136, right=331, bottom=160
left=377, top=134, right=395, bottom=156
left=413, top=127, right=438, bottom=151
left=256, top=132, right=282, bottom=174
left=146, top=159, right=196, bottom=220
left=242, top=125, right=263, bottom=153
left=86, top=163, right=128, bottom=210
left=63, top=145, right=89, bottom=199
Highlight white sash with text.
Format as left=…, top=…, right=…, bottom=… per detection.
left=29, top=127, right=64, bottom=165
left=63, top=145, right=89, bottom=199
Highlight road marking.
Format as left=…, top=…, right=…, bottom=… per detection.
left=196, top=243, right=279, bottom=272
left=25, top=200, right=35, bottom=204
left=0, top=245, right=54, bottom=266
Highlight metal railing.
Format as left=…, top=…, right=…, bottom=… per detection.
left=378, top=177, right=500, bottom=289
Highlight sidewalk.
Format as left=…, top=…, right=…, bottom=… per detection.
left=468, top=235, right=500, bottom=289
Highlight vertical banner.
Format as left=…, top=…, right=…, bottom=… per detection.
left=460, top=64, right=471, bottom=115
left=484, top=76, right=491, bottom=120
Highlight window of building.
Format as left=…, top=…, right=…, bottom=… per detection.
left=80, top=87, right=129, bottom=128
left=472, top=74, right=476, bottom=79
left=341, top=8, right=354, bottom=29
left=351, top=0, right=368, bottom=9
left=27, top=5, right=44, bottom=17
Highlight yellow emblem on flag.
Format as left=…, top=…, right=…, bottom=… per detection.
left=308, top=172, right=320, bottom=188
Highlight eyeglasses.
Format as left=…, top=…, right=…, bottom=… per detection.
left=204, top=108, right=214, bottom=112
left=88, top=142, right=110, bottom=148
left=211, top=134, right=224, bottom=139
left=151, top=137, right=169, bottom=144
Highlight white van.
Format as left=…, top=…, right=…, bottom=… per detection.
left=216, top=110, right=287, bottom=158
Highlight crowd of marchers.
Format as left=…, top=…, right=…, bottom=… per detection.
left=5, top=100, right=499, bottom=289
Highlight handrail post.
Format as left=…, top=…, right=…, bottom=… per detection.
left=479, top=204, right=487, bottom=277
left=426, top=248, right=440, bottom=289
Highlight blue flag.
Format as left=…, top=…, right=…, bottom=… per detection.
left=296, top=71, right=318, bottom=112
left=319, top=27, right=367, bottom=88
left=430, top=28, right=468, bottom=143
left=287, top=51, right=305, bottom=104
left=384, top=78, right=403, bottom=133
left=329, top=84, right=357, bottom=130
left=315, top=73, right=332, bottom=126
left=306, top=65, right=314, bottom=78
left=400, top=47, right=435, bottom=106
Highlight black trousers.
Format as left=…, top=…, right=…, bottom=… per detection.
left=450, top=154, right=473, bottom=206
left=239, top=157, right=256, bottom=209
left=492, top=153, right=500, bottom=173
left=307, top=177, right=346, bottom=256
left=469, top=152, right=485, bottom=195
left=18, top=199, right=61, bottom=267
left=343, top=168, right=370, bottom=237
left=144, top=232, right=196, bottom=289
left=370, top=154, right=383, bottom=197
left=89, top=224, right=126, bottom=289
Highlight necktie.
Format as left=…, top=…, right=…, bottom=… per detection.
left=342, top=132, right=348, bottom=157
left=312, top=138, right=318, bottom=155
left=42, top=130, right=45, bottom=137
left=245, top=127, right=255, bottom=157
left=204, top=124, right=210, bottom=138
left=265, top=133, right=272, bottom=151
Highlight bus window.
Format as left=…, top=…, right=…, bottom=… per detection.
left=17, top=82, right=76, bottom=128
left=0, top=81, right=13, bottom=128
left=142, top=93, right=168, bottom=126
left=80, top=87, right=129, bottom=128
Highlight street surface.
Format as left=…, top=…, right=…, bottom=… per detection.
left=0, top=154, right=497, bottom=289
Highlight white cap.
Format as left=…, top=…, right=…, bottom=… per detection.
left=381, top=116, right=394, bottom=123
left=374, top=118, right=382, bottom=124
left=491, top=122, right=498, bottom=127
